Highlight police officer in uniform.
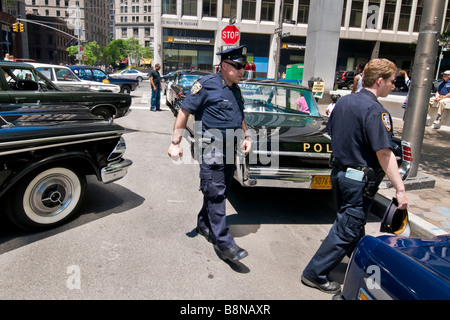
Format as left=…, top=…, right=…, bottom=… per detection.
left=168, top=45, right=252, bottom=262
left=301, top=58, right=408, bottom=293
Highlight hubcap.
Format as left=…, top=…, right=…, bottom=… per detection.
left=30, top=174, right=74, bottom=217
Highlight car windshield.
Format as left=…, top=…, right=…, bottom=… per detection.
left=179, top=75, right=202, bottom=87
left=239, top=83, right=320, bottom=117
left=2, top=66, right=59, bottom=91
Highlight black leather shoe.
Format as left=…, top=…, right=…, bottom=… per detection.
left=301, top=275, right=341, bottom=294
left=218, top=244, right=248, bottom=261
left=196, top=227, right=216, bottom=244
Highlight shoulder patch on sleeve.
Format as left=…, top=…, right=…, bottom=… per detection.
left=190, top=82, right=202, bottom=94
left=382, top=113, right=392, bottom=131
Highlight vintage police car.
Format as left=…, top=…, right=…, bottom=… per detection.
left=335, top=234, right=450, bottom=300
left=0, top=61, right=131, bottom=121
left=0, top=103, right=132, bottom=230
left=184, top=79, right=411, bottom=190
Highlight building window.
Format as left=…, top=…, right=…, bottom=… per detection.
left=398, top=0, right=413, bottom=31
left=382, top=0, right=396, bottom=30
left=261, top=0, right=275, bottom=22
left=297, top=0, right=309, bottom=24
left=349, top=0, right=364, bottom=28
left=203, top=0, right=217, bottom=18
left=413, top=0, right=423, bottom=32
left=283, top=0, right=293, bottom=22
left=122, top=28, right=127, bottom=37
left=163, top=0, right=177, bottom=15
left=242, top=0, right=256, bottom=20
left=444, top=1, right=450, bottom=34
left=183, top=0, right=197, bottom=16
left=222, top=0, right=236, bottom=19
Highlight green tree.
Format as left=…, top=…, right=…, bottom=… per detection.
left=103, top=39, right=128, bottom=66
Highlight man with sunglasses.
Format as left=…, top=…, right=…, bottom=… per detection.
left=168, top=45, right=251, bottom=262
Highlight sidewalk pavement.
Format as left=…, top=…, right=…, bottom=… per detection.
left=317, top=102, right=450, bottom=239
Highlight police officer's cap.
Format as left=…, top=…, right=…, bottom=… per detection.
left=380, top=197, right=410, bottom=237
left=217, top=45, right=248, bottom=64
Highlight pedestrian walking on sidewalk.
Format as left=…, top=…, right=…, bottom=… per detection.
left=301, top=58, right=408, bottom=294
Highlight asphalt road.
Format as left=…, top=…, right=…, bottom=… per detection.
left=0, top=82, right=387, bottom=304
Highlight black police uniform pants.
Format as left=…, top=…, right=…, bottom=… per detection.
left=303, top=167, right=376, bottom=283
left=198, top=160, right=236, bottom=251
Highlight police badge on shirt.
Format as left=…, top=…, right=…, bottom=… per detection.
left=382, top=113, right=392, bottom=131
left=191, top=82, right=202, bottom=94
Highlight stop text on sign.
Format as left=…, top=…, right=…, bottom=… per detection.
left=222, top=25, right=240, bottom=45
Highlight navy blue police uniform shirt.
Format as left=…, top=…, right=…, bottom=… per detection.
left=326, top=88, right=393, bottom=168
left=181, top=72, right=245, bottom=139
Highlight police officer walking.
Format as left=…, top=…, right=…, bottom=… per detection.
left=168, top=45, right=252, bottom=262
left=301, top=58, right=408, bottom=293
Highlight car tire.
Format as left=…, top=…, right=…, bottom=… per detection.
left=121, top=86, right=131, bottom=94
left=92, top=106, right=113, bottom=121
left=136, top=76, right=143, bottom=82
left=6, top=166, right=86, bottom=230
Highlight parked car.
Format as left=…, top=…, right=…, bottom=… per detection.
left=335, top=234, right=450, bottom=300
left=0, top=103, right=132, bottom=230
left=334, top=70, right=356, bottom=90
left=184, top=79, right=411, bottom=189
left=67, top=65, right=138, bottom=94
left=30, top=62, right=121, bottom=93
left=109, top=68, right=149, bottom=82
left=166, top=70, right=211, bottom=114
left=0, top=61, right=131, bottom=120
left=161, top=71, right=176, bottom=95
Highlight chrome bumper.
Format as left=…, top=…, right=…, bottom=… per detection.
left=237, top=166, right=332, bottom=189
left=101, top=158, right=133, bottom=183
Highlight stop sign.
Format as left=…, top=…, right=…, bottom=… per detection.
left=221, top=25, right=240, bottom=45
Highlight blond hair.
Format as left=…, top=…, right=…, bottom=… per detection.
left=362, top=58, right=397, bottom=88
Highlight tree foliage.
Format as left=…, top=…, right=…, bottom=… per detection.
left=67, top=38, right=153, bottom=67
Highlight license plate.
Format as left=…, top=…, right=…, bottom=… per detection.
left=311, top=175, right=332, bottom=189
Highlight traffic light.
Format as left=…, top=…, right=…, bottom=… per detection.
left=12, top=22, right=18, bottom=32
left=19, top=23, right=24, bottom=32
